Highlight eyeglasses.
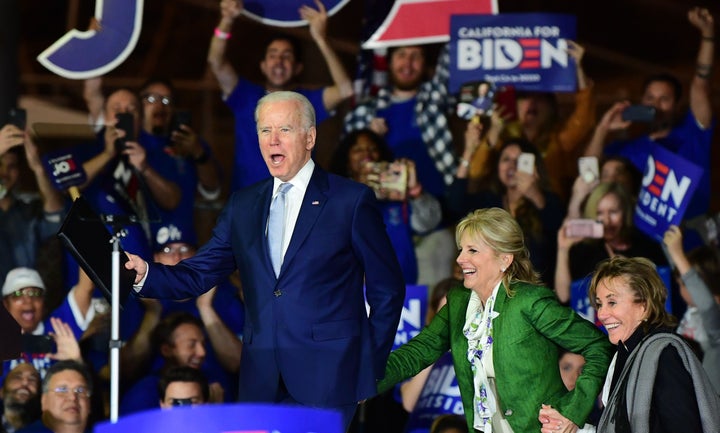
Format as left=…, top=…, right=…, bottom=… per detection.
left=160, top=245, right=193, bottom=255
left=6, top=288, right=43, bottom=300
left=142, top=93, right=173, bottom=106
left=51, top=386, right=91, bottom=398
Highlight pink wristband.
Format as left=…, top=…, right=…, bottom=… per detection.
left=214, top=27, right=231, bottom=40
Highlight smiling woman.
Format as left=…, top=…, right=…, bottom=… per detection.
left=378, top=207, right=612, bottom=433
left=541, top=256, right=720, bottom=433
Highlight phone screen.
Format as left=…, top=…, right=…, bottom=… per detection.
left=8, top=108, right=27, bottom=129
left=517, top=153, right=535, bottom=175
left=115, top=112, right=135, bottom=142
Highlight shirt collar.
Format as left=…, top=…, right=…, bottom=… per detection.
left=273, top=159, right=315, bottom=197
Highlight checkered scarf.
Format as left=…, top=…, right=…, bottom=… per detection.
left=344, top=46, right=458, bottom=186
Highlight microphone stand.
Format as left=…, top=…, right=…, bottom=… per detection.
left=106, top=219, right=127, bottom=423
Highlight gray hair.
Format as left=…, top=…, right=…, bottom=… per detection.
left=254, top=91, right=315, bottom=130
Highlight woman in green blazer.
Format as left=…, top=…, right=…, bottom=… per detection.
left=379, top=208, right=612, bottom=433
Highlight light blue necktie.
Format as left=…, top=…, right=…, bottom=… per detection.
left=267, top=182, right=293, bottom=277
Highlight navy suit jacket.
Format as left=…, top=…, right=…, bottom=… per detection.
left=140, top=165, right=406, bottom=406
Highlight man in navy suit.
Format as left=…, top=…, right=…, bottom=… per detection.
left=125, top=91, right=406, bottom=429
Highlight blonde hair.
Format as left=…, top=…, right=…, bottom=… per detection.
left=455, top=208, right=541, bottom=296
left=583, top=182, right=634, bottom=240
left=588, top=256, right=676, bottom=329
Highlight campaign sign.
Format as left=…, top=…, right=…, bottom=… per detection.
left=42, top=150, right=87, bottom=191
left=362, top=0, right=497, bottom=49
left=37, top=0, right=143, bottom=80
left=94, top=403, right=343, bottom=433
left=243, top=0, right=350, bottom=27
left=393, top=285, right=429, bottom=351
left=404, top=352, right=463, bottom=433
left=449, top=13, right=576, bottom=94
left=634, top=145, right=703, bottom=241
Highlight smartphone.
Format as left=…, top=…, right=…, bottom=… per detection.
left=22, top=334, right=55, bottom=354
left=170, top=110, right=192, bottom=134
left=365, top=161, right=408, bottom=201
left=565, top=219, right=604, bottom=239
left=8, top=108, right=27, bottom=129
left=115, top=112, right=135, bottom=141
left=621, top=105, right=656, bottom=123
left=493, top=86, right=518, bottom=121
left=114, top=112, right=135, bottom=155
left=578, top=156, right=599, bottom=183
left=517, top=152, right=535, bottom=175
left=456, top=80, right=495, bottom=120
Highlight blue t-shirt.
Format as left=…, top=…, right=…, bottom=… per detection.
left=377, top=99, right=446, bottom=200
left=605, top=111, right=715, bottom=219
left=224, top=79, right=329, bottom=191
left=381, top=201, right=418, bottom=285
left=138, top=130, right=205, bottom=248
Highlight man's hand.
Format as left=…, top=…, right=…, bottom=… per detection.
left=598, top=101, right=632, bottom=133
left=123, top=141, right=148, bottom=173
left=23, top=133, right=44, bottom=174
left=688, top=7, right=714, bottom=37
left=125, top=252, right=148, bottom=284
left=170, top=125, right=203, bottom=159
left=369, top=118, right=388, bottom=136
left=196, top=286, right=217, bottom=311
left=299, top=0, right=328, bottom=43
left=220, top=0, right=242, bottom=21
left=0, top=124, right=24, bottom=155
left=48, top=317, right=82, bottom=361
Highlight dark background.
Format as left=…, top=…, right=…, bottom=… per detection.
left=4, top=0, right=719, bottom=211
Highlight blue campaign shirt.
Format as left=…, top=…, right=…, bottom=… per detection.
left=224, top=78, right=329, bottom=191
left=377, top=99, right=446, bottom=200
left=605, top=111, right=715, bottom=219
left=138, top=130, right=204, bottom=248
left=381, top=201, right=418, bottom=285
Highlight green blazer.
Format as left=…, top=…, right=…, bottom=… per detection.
left=379, top=282, right=612, bottom=433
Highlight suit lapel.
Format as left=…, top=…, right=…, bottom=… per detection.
left=254, top=180, right=275, bottom=277
left=279, top=166, right=329, bottom=276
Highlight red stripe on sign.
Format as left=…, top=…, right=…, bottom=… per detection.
left=524, top=49, right=540, bottom=58
left=519, top=39, right=541, bottom=47
left=379, top=0, right=495, bottom=40
left=653, top=174, right=666, bottom=186
left=520, top=60, right=540, bottom=68
left=648, top=185, right=661, bottom=196
left=655, top=160, right=669, bottom=174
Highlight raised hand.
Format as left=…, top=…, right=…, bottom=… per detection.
left=220, top=0, right=242, bottom=21
left=48, top=317, right=82, bottom=361
left=299, top=0, right=328, bottom=43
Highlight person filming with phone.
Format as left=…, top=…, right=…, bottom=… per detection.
left=583, top=7, right=714, bottom=227
left=330, top=128, right=442, bottom=285
left=554, top=182, right=667, bottom=306
left=448, top=127, right=565, bottom=286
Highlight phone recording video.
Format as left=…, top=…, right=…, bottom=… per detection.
left=456, top=81, right=517, bottom=122
left=621, top=105, right=656, bottom=123
left=22, top=334, right=55, bottom=354
left=114, top=112, right=135, bottom=154
left=364, top=161, right=408, bottom=201
left=564, top=219, right=604, bottom=239
left=170, top=110, right=192, bottom=136
left=7, top=108, right=27, bottom=130
left=517, top=152, right=536, bottom=175
left=578, top=156, right=599, bottom=183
